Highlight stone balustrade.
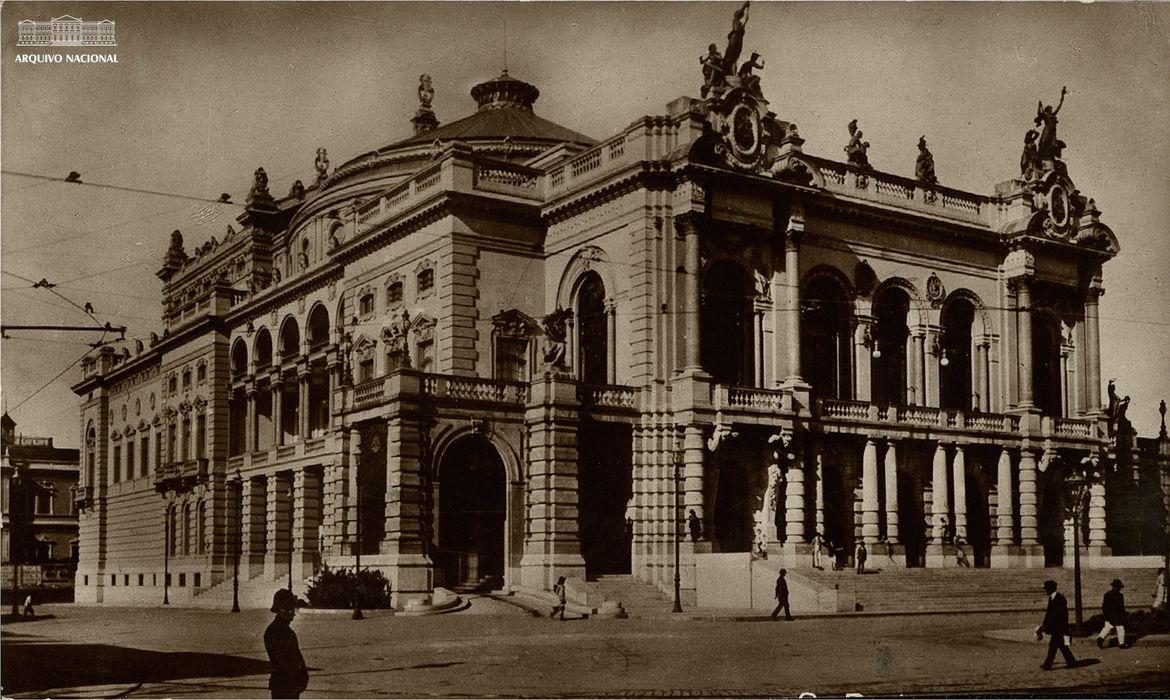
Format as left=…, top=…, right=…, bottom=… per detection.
left=818, top=399, right=1024, bottom=435
left=577, top=383, right=640, bottom=410
left=809, top=156, right=987, bottom=223
left=474, top=160, right=542, bottom=199
left=421, top=373, right=528, bottom=405
left=1052, top=417, right=1095, bottom=438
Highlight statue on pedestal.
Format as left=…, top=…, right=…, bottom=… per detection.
left=915, top=136, right=937, bottom=184
left=1035, top=86, right=1068, bottom=162
left=314, top=148, right=330, bottom=186
left=722, top=1, right=750, bottom=75
left=736, top=51, right=765, bottom=93
left=540, top=308, right=572, bottom=372
left=845, top=119, right=871, bottom=169
left=418, top=74, right=435, bottom=111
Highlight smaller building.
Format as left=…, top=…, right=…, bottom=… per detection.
left=1, top=413, right=81, bottom=592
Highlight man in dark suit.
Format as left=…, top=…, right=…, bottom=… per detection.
left=771, top=569, right=792, bottom=621
left=1036, top=579, right=1078, bottom=670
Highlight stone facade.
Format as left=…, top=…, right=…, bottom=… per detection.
left=71, top=26, right=1170, bottom=608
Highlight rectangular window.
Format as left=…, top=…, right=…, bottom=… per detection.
left=195, top=414, right=206, bottom=460
left=84, top=575, right=89, bottom=586
left=138, top=574, right=144, bottom=586
left=112, top=445, right=121, bottom=483
left=182, top=371, right=191, bottom=388
left=358, top=358, right=374, bottom=383
left=197, top=364, right=207, bottom=382
left=165, top=573, right=172, bottom=586
left=359, top=293, right=374, bottom=316
left=417, top=268, right=434, bottom=294
left=181, top=418, right=191, bottom=462
left=35, top=488, right=53, bottom=515
left=141, top=437, right=150, bottom=478
left=387, top=281, right=403, bottom=305
left=385, top=351, right=403, bottom=375
left=179, top=573, right=186, bottom=587
left=194, top=572, right=201, bottom=588
left=495, top=337, right=529, bottom=382
left=156, top=433, right=163, bottom=473
left=168, top=424, right=176, bottom=464
left=124, top=574, right=129, bottom=586
left=111, top=574, right=116, bottom=586
left=126, top=441, right=135, bottom=478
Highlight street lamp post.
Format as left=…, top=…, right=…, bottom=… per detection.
left=673, top=425, right=683, bottom=614
left=163, top=506, right=170, bottom=606
left=353, top=469, right=364, bottom=620
left=232, top=472, right=242, bottom=613
left=1069, top=475, right=1087, bottom=630
left=287, top=477, right=294, bottom=591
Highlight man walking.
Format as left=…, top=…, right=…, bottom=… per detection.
left=811, top=532, right=824, bottom=570
left=265, top=589, right=309, bottom=699
left=1036, top=580, right=1078, bottom=670
left=855, top=541, right=867, bottom=574
left=771, top=569, right=792, bottom=621
left=551, top=576, right=567, bottom=620
left=1097, top=579, right=1129, bottom=649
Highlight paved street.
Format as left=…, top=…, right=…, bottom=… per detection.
left=3, top=598, right=1168, bottom=698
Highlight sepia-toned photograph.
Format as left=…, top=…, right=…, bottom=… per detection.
left=2, top=1, right=1169, bottom=697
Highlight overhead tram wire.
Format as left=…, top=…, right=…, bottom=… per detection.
left=1, top=169, right=245, bottom=207
left=8, top=347, right=102, bottom=414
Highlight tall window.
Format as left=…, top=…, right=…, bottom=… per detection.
left=358, top=358, right=374, bottom=383
left=940, top=299, right=975, bottom=410
left=35, top=486, right=53, bottom=515
left=701, top=260, right=755, bottom=386
left=181, top=416, right=191, bottom=462
left=168, top=423, right=177, bottom=464
left=417, top=268, right=434, bottom=295
left=1033, top=313, right=1063, bottom=417
left=112, top=445, right=121, bottom=483
left=126, top=439, right=135, bottom=478
left=359, top=293, right=375, bottom=317
left=576, top=272, right=609, bottom=384
left=195, top=413, right=206, bottom=460
left=387, top=280, right=403, bottom=306
left=872, top=287, right=910, bottom=406
left=801, top=275, right=852, bottom=400
left=140, top=436, right=150, bottom=477
left=495, top=337, right=529, bottom=381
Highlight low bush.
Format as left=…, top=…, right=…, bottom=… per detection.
left=304, top=566, right=392, bottom=609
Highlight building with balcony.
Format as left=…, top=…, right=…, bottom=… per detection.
left=71, top=16, right=1169, bottom=608
left=2, top=414, right=81, bottom=592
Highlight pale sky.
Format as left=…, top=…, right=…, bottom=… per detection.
left=2, top=1, right=1169, bottom=446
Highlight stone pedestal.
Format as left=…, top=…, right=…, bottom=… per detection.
left=242, top=477, right=267, bottom=578
left=925, top=543, right=958, bottom=568
left=990, top=544, right=1046, bottom=568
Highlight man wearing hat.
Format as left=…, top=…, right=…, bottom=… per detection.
left=1097, top=579, right=1129, bottom=649
left=1035, top=579, right=1078, bottom=670
left=265, top=589, right=309, bottom=699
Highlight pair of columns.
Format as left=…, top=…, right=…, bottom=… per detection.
left=243, top=370, right=314, bottom=452
left=859, top=438, right=903, bottom=544
left=239, top=470, right=322, bottom=580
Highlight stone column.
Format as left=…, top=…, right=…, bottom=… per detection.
left=784, top=229, right=803, bottom=383
left=272, top=378, right=284, bottom=447
left=771, top=271, right=785, bottom=388
left=883, top=440, right=899, bottom=544
left=245, top=387, right=257, bottom=453
left=753, top=309, right=766, bottom=388
left=995, top=449, right=1015, bottom=544
left=265, top=473, right=291, bottom=580
left=521, top=373, right=587, bottom=590
left=861, top=438, right=880, bottom=544
left=682, top=216, right=702, bottom=371
left=1019, top=448, right=1039, bottom=546
left=814, top=452, right=825, bottom=537
left=1084, top=287, right=1102, bottom=412
left=682, top=424, right=706, bottom=525
left=1088, top=481, right=1108, bottom=548
left=977, top=340, right=992, bottom=412
left=853, top=316, right=874, bottom=402
left=342, top=432, right=360, bottom=553
left=931, top=442, right=948, bottom=543
left=292, top=468, right=321, bottom=581
left=242, top=476, right=267, bottom=577
left=782, top=440, right=805, bottom=546
left=1016, top=278, right=1035, bottom=409
left=910, top=331, right=927, bottom=406
left=952, top=445, right=967, bottom=541
left=605, top=300, right=617, bottom=384
left=923, top=327, right=940, bottom=408
left=298, top=369, right=311, bottom=440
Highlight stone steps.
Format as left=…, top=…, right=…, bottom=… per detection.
left=585, top=574, right=673, bottom=616
left=185, top=576, right=314, bottom=609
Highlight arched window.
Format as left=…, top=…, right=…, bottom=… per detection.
left=307, top=304, right=330, bottom=351
left=254, top=329, right=273, bottom=369
left=702, top=260, right=755, bottom=386
left=872, top=287, right=910, bottom=405
left=802, top=275, right=852, bottom=400
left=85, top=424, right=96, bottom=487
left=231, top=339, right=248, bottom=377
left=939, top=299, right=975, bottom=410
left=1032, top=312, right=1063, bottom=417
left=279, top=318, right=300, bottom=359
left=576, top=272, right=608, bottom=385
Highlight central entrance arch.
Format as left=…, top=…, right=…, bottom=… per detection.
left=435, top=434, right=507, bottom=590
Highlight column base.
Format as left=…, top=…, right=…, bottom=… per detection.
left=264, top=554, right=289, bottom=581
left=291, top=552, right=318, bottom=582
left=1066, top=545, right=1114, bottom=568
left=872, top=542, right=907, bottom=568
left=520, top=551, right=587, bottom=591
left=990, top=544, right=1046, bottom=568
left=245, top=554, right=266, bottom=579
left=925, top=544, right=958, bottom=568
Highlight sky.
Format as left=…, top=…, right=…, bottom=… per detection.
left=2, top=1, right=1168, bottom=447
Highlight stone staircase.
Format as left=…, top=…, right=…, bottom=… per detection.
left=583, top=574, right=674, bottom=617
left=787, top=566, right=1158, bottom=615
left=187, top=575, right=315, bottom=610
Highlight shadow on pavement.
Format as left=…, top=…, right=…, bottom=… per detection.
left=1, top=637, right=271, bottom=694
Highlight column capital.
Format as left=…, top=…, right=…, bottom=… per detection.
left=1085, top=285, right=1105, bottom=302
left=672, top=211, right=705, bottom=239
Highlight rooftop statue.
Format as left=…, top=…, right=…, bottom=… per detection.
left=248, top=167, right=271, bottom=202
left=915, top=136, right=937, bottom=184
left=723, top=1, right=750, bottom=75
left=845, top=119, right=871, bottom=169
left=418, top=74, right=435, bottom=111
left=1020, top=129, right=1042, bottom=179
left=314, top=148, right=329, bottom=185
left=1106, top=378, right=1131, bottom=434
left=737, top=51, right=765, bottom=93
left=700, top=44, right=725, bottom=98
left=1035, top=86, right=1068, bottom=163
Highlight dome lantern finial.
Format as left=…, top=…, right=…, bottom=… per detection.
left=470, top=72, right=539, bottom=112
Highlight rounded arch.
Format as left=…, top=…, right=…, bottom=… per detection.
left=802, top=268, right=854, bottom=400
left=430, top=424, right=523, bottom=485
left=279, top=315, right=301, bottom=359
left=253, top=327, right=273, bottom=369
left=872, top=285, right=912, bottom=405
left=802, top=264, right=855, bottom=302
left=942, top=288, right=990, bottom=337
left=307, top=302, right=330, bottom=350
left=1031, top=306, right=1065, bottom=417
left=575, top=271, right=609, bottom=384
left=939, top=296, right=977, bottom=410
left=231, top=337, right=249, bottom=377
left=555, top=246, right=616, bottom=312
left=872, top=276, right=926, bottom=327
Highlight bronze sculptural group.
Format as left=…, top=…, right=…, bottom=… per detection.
left=699, top=2, right=761, bottom=99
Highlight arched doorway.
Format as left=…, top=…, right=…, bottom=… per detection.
left=702, top=260, right=755, bottom=386
left=940, top=299, right=975, bottom=410
left=576, top=272, right=608, bottom=385
left=872, top=287, right=910, bottom=405
left=435, top=434, right=507, bottom=590
left=802, top=275, right=852, bottom=400
left=708, top=437, right=766, bottom=553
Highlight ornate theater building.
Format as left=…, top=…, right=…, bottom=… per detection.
left=72, top=6, right=1168, bottom=608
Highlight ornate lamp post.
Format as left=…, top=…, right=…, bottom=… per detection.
left=672, top=425, right=684, bottom=614
left=232, top=470, right=242, bottom=613
left=342, top=331, right=364, bottom=621
left=1063, top=454, right=1111, bottom=631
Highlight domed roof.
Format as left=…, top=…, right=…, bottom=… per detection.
left=394, top=71, right=595, bottom=148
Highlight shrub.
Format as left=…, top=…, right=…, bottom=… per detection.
left=305, top=566, right=393, bottom=609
